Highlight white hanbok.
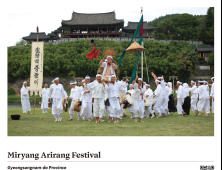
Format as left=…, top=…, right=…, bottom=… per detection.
left=101, top=62, right=117, bottom=77
left=144, top=88, right=154, bottom=118
left=210, top=83, right=214, bottom=113
left=127, top=89, right=135, bottom=114
left=133, top=83, right=145, bottom=118
left=107, top=81, right=127, bottom=118
left=48, top=83, right=67, bottom=121
left=79, top=85, right=92, bottom=120
left=193, top=85, right=209, bottom=114
left=176, top=85, right=185, bottom=115
left=153, top=84, right=162, bottom=116
left=40, top=87, right=49, bottom=113
left=21, top=85, right=31, bottom=113
left=188, top=85, right=198, bottom=113
left=84, top=81, right=107, bottom=118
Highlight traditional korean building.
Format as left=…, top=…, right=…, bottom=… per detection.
left=22, top=32, right=51, bottom=44
left=61, top=11, right=124, bottom=39
left=195, top=46, right=214, bottom=57
left=122, top=22, right=155, bottom=39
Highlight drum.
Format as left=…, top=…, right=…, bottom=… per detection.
left=144, top=97, right=151, bottom=106
left=74, top=100, right=81, bottom=112
left=126, top=95, right=134, bottom=105
left=153, top=96, right=157, bottom=104
left=122, top=95, right=134, bottom=109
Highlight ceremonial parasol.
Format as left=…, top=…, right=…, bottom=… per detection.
left=126, top=41, right=145, bottom=52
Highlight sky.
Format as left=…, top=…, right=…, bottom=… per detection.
left=5, top=1, right=212, bottom=46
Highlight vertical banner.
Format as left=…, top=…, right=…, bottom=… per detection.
left=30, top=41, right=44, bottom=96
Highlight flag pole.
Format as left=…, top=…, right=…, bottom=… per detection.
left=141, top=7, right=143, bottom=79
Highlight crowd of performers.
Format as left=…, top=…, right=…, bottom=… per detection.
left=20, top=55, right=215, bottom=123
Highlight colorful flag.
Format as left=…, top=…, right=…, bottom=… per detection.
left=118, top=15, right=143, bottom=66
left=86, top=46, right=100, bottom=59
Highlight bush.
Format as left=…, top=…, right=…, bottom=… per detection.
left=8, top=87, right=16, bottom=95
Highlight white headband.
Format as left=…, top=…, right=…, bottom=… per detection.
left=146, top=84, right=150, bottom=87
left=143, top=82, right=146, bottom=84
left=96, top=74, right=102, bottom=77
left=70, top=82, right=75, bottom=85
left=82, top=79, right=85, bottom=82
left=130, top=84, right=133, bottom=86
left=158, top=77, right=163, bottom=79
left=155, top=79, right=161, bottom=83
left=177, top=81, right=182, bottom=84
left=191, top=80, right=196, bottom=84
left=107, top=55, right=113, bottom=59
left=23, top=81, right=27, bottom=84
left=138, top=78, right=143, bottom=81
left=198, top=80, right=204, bottom=83
left=211, top=77, right=214, bottom=80
left=54, top=77, right=59, bottom=80
left=85, top=76, right=90, bottom=79
left=111, top=74, right=116, bottom=78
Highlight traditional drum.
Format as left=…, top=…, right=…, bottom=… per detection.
left=74, top=99, right=81, bottom=112
left=153, top=96, right=157, bottom=104
left=122, top=95, right=134, bottom=109
left=144, top=97, right=151, bottom=106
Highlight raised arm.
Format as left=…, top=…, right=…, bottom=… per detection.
left=132, top=75, right=138, bottom=85
left=99, top=56, right=107, bottom=66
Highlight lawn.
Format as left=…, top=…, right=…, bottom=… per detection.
left=8, top=108, right=214, bottom=136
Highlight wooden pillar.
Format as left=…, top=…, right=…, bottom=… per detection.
left=116, top=27, right=117, bottom=32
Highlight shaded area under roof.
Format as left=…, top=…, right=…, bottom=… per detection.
left=196, top=46, right=214, bottom=52
left=62, top=11, right=124, bottom=26
left=122, top=22, right=155, bottom=32
left=22, top=32, right=51, bottom=40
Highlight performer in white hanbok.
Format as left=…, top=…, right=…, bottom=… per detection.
left=163, top=82, right=169, bottom=115
left=188, top=80, right=198, bottom=115
left=68, top=81, right=81, bottom=121
left=126, top=84, right=135, bottom=119
left=83, top=73, right=108, bottom=123
left=132, top=76, right=146, bottom=122
left=182, top=83, right=191, bottom=116
left=21, top=81, right=31, bottom=114
left=191, top=80, right=210, bottom=117
left=152, top=79, right=162, bottom=118
left=167, top=82, right=177, bottom=115
left=203, top=80, right=211, bottom=116
left=209, top=77, right=214, bottom=117
left=144, top=83, right=154, bottom=118
left=107, top=74, right=127, bottom=123
left=175, top=81, right=186, bottom=117
left=119, top=79, right=129, bottom=118
left=48, top=77, right=67, bottom=122
left=79, top=76, right=92, bottom=121
left=40, top=82, right=49, bottom=113
left=99, top=55, right=118, bottom=77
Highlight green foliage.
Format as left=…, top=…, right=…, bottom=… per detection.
left=143, top=41, right=198, bottom=82
left=208, top=50, right=214, bottom=66
left=153, top=14, right=199, bottom=41
left=8, top=40, right=199, bottom=82
left=8, top=87, right=16, bottom=95
left=16, top=39, right=27, bottom=46
left=197, top=7, right=214, bottom=45
left=148, top=13, right=205, bottom=27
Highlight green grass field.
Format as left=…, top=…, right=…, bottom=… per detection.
left=8, top=108, right=214, bottom=136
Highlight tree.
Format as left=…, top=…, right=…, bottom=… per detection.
left=153, top=14, right=199, bottom=41
left=16, top=39, right=27, bottom=46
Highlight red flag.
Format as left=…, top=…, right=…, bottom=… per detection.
left=86, top=46, right=100, bottom=59
left=139, top=20, right=143, bottom=37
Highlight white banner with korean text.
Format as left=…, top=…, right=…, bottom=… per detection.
left=30, top=42, right=44, bottom=96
